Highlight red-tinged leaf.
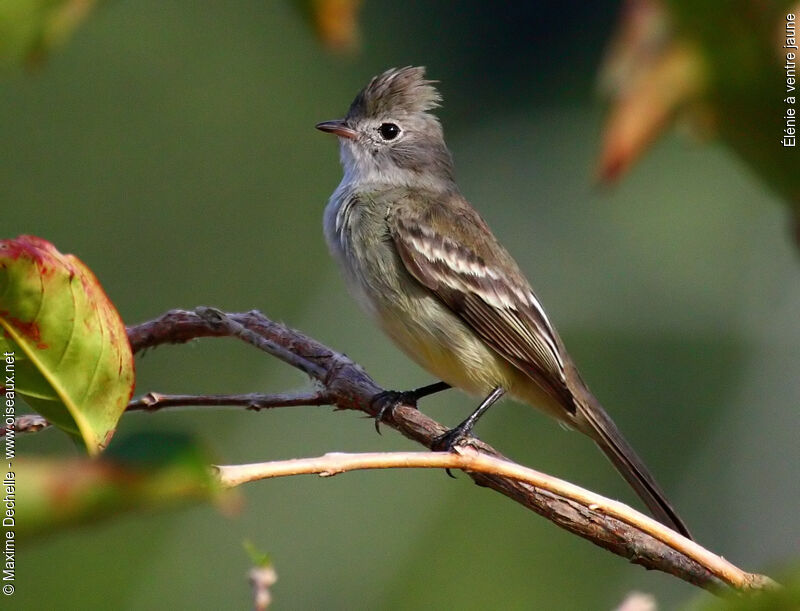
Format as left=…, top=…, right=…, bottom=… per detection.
left=0, top=235, right=134, bottom=455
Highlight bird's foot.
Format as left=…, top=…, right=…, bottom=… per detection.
left=370, top=390, right=419, bottom=434
left=431, top=423, right=474, bottom=452
left=432, top=422, right=475, bottom=479
left=370, top=381, right=451, bottom=434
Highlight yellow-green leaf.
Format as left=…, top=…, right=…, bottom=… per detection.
left=0, top=235, right=134, bottom=454
left=0, top=0, right=100, bottom=68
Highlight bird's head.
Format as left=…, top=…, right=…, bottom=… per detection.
left=317, top=66, right=455, bottom=189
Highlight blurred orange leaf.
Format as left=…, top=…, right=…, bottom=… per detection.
left=598, top=0, right=800, bottom=221
left=597, top=0, right=706, bottom=182
left=295, top=0, right=363, bottom=53
left=598, top=41, right=706, bottom=182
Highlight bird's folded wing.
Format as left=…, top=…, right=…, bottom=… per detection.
left=389, top=194, right=575, bottom=411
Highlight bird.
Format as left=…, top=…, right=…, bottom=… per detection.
left=316, top=66, right=691, bottom=539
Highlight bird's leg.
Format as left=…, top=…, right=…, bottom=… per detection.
left=371, top=381, right=452, bottom=434
left=432, top=385, right=505, bottom=478
left=433, top=386, right=505, bottom=452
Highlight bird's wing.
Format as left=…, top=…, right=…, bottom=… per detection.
left=388, top=191, right=575, bottom=411
left=388, top=192, right=694, bottom=538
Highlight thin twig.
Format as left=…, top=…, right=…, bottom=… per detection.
left=214, top=449, right=776, bottom=592
left=127, top=390, right=334, bottom=412
left=5, top=391, right=334, bottom=436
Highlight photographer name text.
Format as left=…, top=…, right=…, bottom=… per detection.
left=3, top=351, right=15, bottom=597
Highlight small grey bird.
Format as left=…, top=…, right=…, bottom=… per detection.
left=317, top=66, right=691, bottom=538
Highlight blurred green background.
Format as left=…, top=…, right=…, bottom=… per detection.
left=4, top=1, right=799, bottom=609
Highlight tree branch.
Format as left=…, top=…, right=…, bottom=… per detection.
left=3, top=390, right=333, bottom=435
left=127, top=390, right=334, bottom=412
left=214, top=449, right=775, bottom=592
left=13, top=307, right=777, bottom=594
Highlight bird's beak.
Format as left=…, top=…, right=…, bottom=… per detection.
left=315, top=119, right=358, bottom=140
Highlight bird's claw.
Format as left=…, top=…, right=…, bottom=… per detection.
left=431, top=426, right=471, bottom=452
left=371, top=390, right=418, bottom=434
left=432, top=424, right=475, bottom=478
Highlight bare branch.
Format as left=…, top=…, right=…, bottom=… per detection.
left=5, top=391, right=333, bottom=436
left=12, top=308, right=778, bottom=593
left=214, top=449, right=777, bottom=593
left=127, top=390, right=334, bottom=412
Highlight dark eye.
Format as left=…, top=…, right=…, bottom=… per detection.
left=378, top=123, right=400, bottom=140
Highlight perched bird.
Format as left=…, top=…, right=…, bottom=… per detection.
left=317, top=66, right=691, bottom=538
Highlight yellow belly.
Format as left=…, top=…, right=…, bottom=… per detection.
left=374, top=291, right=564, bottom=420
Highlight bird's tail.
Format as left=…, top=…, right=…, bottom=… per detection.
left=575, top=393, right=693, bottom=540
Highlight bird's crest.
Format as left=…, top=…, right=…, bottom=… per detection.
left=347, top=66, right=441, bottom=119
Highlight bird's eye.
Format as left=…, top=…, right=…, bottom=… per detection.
left=378, top=123, right=400, bottom=141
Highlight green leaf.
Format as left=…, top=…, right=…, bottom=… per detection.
left=0, top=235, right=134, bottom=454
